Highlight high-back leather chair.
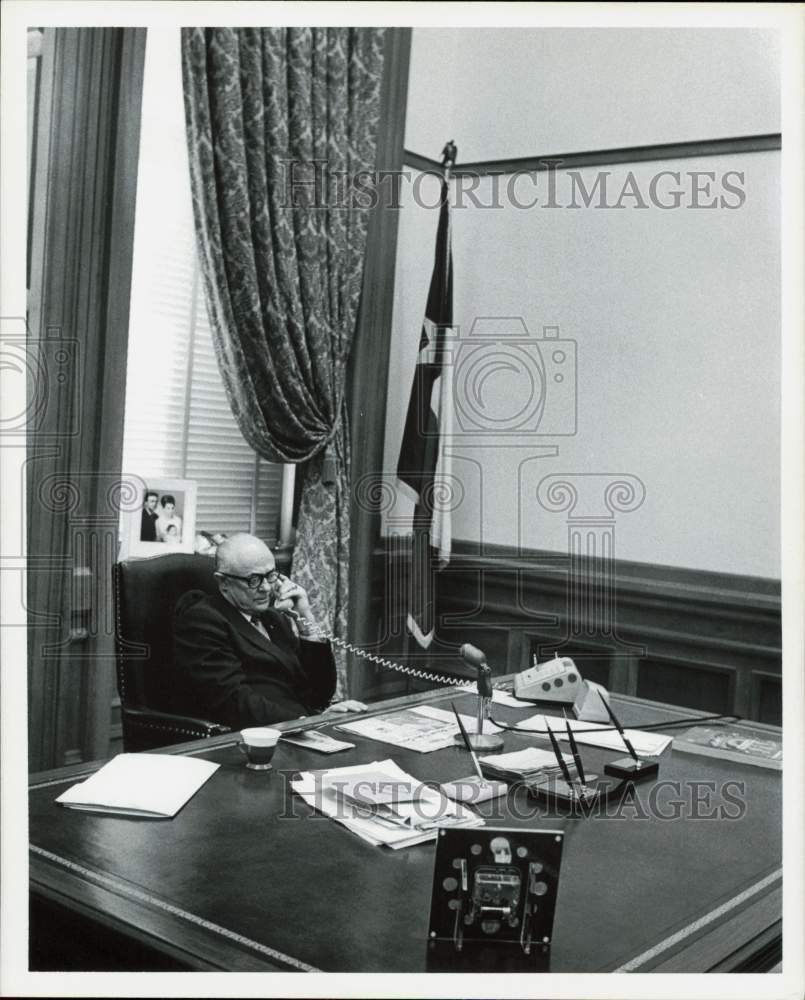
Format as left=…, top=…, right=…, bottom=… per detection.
left=114, top=553, right=232, bottom=751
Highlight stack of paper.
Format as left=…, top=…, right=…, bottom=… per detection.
left=291, top=759, right=484, bottom=849
left=513, top=714, right=672, bottom=756
left=478, top=746, right=576, bottom=782
left=55, top=753, right=219, bottom=818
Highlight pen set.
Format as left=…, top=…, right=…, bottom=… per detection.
left=525, top=703, right=660, bottom=806
left=524, top=711, right=602, bottom=805
left=450, top=697, right=660, bottom=809
left=601, top=699, right=660, bottom=782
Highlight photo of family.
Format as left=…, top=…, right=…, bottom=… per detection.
left=120, top=477, right=197, bottom=558
left=140, top=489, right=184, bottom=544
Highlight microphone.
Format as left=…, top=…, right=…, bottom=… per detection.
left=459, top=643, right=487, bottom=668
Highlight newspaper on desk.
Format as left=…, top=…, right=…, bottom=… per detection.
left=514, top=713, right=673, bottom=756
left=336, top=705, right=479, bottom=753
left=291, top=758, right=483, bottom=849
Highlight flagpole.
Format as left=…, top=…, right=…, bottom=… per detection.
left=441, top=140, right=457, bottom=184
left=398, top=139, right=457, bottom=677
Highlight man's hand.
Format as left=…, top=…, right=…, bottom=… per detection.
left=326, top=700, right=368, bottom=714
left=271, top=574, right=313, bottom=622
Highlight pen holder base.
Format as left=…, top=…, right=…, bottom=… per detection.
left=525, top=774, right=601, bottom=806
left=453, top=732, right=505, bottom=752
left=603, top=756, right=659, bottom=782
left=441, top=776, right=509, bottom=804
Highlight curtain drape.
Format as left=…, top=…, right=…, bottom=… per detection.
left=181, top=28, right=385, bottom=695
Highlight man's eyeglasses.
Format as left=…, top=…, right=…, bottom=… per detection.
left=218, top=570, right=280, bottom=591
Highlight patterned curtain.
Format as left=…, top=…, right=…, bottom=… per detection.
left=182, top=28, right=385, bottom=695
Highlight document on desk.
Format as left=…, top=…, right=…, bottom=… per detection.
left=673, top=725, right=782, bottom=770
left=291, top=759, right=483, bottom=849
left=55, top=753, right=219, bottom=818
left=491, top=689, right=537, bottom=708
left=479, top=746, right=575, bottom=782
left=335, top=705, right=477, bottom=753
left=280, top=730, right=356, bottom=753
left=514, top=714, right=673, bottom=756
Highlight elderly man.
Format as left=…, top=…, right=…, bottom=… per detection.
left=174, top=533, right=365, bottom=728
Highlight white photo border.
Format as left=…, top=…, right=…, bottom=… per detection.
left=120, top=476, right=197, bottom=558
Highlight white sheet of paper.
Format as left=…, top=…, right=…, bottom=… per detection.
left=280, top=730, right=355, bottom=753
left=513, top=714, right=672, bottom=756
left=55, top=753, right=219, bottom=817
left=491, top=689, right=535, bottom=708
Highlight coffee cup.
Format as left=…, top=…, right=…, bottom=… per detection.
left=238, top=727, right=281, bottom=771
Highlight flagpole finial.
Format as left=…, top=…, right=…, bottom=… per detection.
left=441, top=140, right=457, bottom=182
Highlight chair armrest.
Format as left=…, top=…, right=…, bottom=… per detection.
left=122, top=706, right=231, bottom=748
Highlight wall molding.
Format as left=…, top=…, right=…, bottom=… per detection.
left=404, top=133, right=781, bottom=178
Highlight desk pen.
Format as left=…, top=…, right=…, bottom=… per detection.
left=545, top=725, right=576, bottom=788
left=451, top=702, right=485, bottom=781
left=562, top=708, right=586, bottom=786
left=602, top=698, right=640, bottom=761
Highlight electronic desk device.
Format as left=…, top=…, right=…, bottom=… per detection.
left=513, top=654, right=612, bottom=724
left=427, top=827, right=564, bottom=972
left=513, top=654, right=581, bottom=703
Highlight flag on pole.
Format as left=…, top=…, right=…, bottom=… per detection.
left=396, top=147, right=455, bottom=649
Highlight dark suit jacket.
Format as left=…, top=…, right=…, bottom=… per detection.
left=141, top=508, right=159, bottom=541
left=173, top=590, right=336, bottom=728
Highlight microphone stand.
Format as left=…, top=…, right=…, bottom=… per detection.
left=454, top=645, right=505, bottom=752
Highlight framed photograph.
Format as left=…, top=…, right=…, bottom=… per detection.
left=119, top=477, right=198, bottom=558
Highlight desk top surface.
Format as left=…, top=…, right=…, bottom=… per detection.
left=29, top=687, right=782, bottom=973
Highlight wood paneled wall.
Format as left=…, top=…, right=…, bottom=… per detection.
left=357, top=539, right=781, bottom=724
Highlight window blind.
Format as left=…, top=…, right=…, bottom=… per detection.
left=120, top=29, right=283, bottom=545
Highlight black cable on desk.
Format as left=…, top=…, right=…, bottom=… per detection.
left=486, top=711, right=742, bottom=736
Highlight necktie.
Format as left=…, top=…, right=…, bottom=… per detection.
left=250, top=615, right=269, bottom=640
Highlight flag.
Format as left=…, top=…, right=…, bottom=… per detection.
left=396, top=176, right=453, bottom=648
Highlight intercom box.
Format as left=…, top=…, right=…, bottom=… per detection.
left=513, top=656, right=581, bottom=703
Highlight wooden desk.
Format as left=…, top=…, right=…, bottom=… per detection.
left=29, top=688, right=782, bottom=973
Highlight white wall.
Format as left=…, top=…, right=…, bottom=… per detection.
left=386, top=28, right=781, bottom=578
left=405, top=28, right=780, bottom=161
